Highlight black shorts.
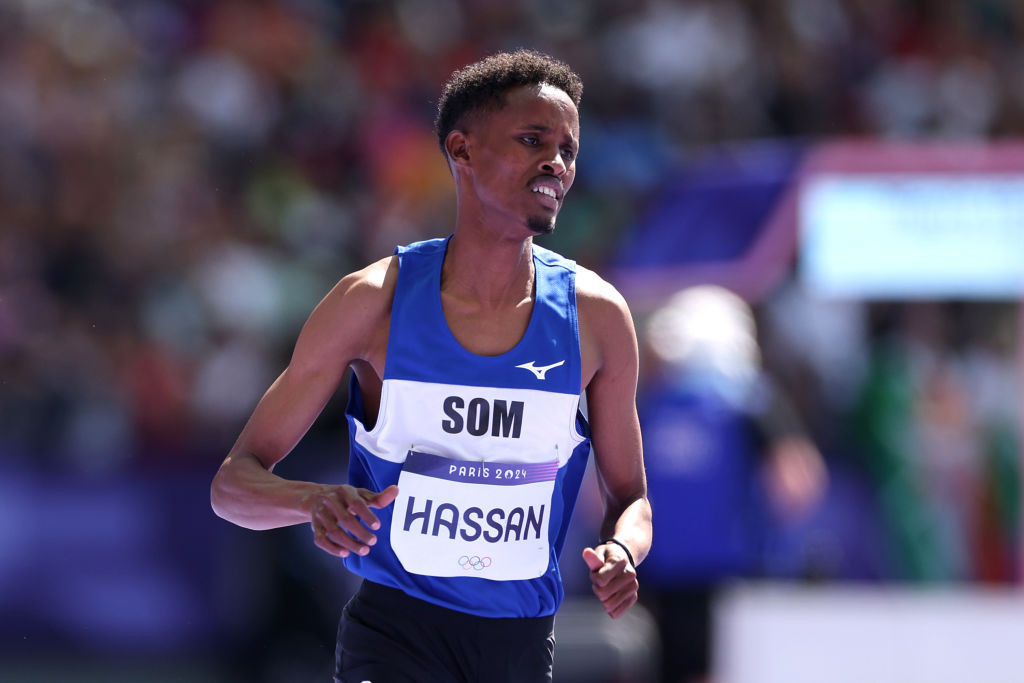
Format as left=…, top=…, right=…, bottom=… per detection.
left=334, top=580, right=555, bottom=683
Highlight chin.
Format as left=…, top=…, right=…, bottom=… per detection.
left=527, top=215, right=556, bottom=235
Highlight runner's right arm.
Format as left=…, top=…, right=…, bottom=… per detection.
left=210, top=256, right=398, bottom=557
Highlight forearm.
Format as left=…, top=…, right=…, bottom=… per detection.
left=600, top=495, right=652, bottom=566
left=210, top=451, right=327, bottom=530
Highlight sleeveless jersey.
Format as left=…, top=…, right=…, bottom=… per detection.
left=343, top=236, right=592, bottom=618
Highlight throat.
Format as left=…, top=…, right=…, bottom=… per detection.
left=439, top=234, right=537, bottom=355
left=441, top=292, right=535, bottom=357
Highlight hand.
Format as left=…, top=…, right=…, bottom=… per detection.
left=582, top=543, right=638, bottom=619
left=308, top=484, right=399, bottom=558
left=764, top=436, right=827, bottom=518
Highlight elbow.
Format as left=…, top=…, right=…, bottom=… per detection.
left=607, top=488, right=648, bottom=514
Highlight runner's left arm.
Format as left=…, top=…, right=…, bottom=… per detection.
left=578, top=272, right=651, bottom=619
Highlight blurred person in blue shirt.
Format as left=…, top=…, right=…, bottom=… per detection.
left=638, top=286, right=826, bottom=683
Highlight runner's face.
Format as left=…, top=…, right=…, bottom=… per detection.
left=465, top=84, right=579, bottom=235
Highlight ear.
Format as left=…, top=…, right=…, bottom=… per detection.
left=445, top=130, right=471, bottom=168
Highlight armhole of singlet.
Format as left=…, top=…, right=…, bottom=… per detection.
left=566, top=261, right=589, bottom=445
left=571, top=393, right=590, bottom=446
left=358, top=248, right=406, bottom=441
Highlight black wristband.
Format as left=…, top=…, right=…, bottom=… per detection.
left=600, top=537, right=635, bottom=569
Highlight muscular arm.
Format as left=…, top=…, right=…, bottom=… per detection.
left=210, top=257, right=397, bottom=542
left=577, top=268, right=652, bottom=617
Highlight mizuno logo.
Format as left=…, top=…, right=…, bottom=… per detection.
left=515, top=360, right=565, bottom=380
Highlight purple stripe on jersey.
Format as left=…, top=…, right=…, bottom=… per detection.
left=404, top=450, right=559, bottom=486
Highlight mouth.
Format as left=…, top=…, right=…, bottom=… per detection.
left=530, top=178, right=563, bottom=209
left=531, top=187, right=559, bottom=209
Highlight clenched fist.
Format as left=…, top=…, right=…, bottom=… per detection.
left=582, top=542, right=638, bottom=619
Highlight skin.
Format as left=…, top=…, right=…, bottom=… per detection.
left=210, top=82, right=652, bottom=619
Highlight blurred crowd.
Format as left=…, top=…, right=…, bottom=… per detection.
left=3, top=0, right=1023, bottom=472
left=0, top=0, right=1022, bottom=677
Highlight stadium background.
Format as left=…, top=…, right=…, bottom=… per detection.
left=1, top=0, right=1021, bottom=681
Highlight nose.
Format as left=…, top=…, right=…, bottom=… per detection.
left=538, top=149, right=567, bottom=177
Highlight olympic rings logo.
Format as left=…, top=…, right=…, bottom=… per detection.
left=458, top=555, right=493, bottom=571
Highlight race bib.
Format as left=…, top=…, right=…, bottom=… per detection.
left=391, top=450, right=557, bottom=581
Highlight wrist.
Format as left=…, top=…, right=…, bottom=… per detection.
left=600, top=537, right=636, bottom=569
left=299, top=482, right=334, bottom=517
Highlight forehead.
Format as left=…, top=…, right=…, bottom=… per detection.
left=488, top=83, right=580, bottom=136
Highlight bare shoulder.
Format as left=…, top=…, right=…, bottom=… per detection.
left=316, top=254, right=398, bottom=326
left=332, top=255, right=398, bottom=305
left=292, top=255, right=398, bottom=368
left=575, top=265, right=637, bottom=385
left=575, top=265, right=633, bottom=329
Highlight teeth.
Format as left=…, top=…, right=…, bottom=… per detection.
left=533, top=187, right=557, bottom=199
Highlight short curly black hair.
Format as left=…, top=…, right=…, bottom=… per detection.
left=434, top=49, right=583, bottom=157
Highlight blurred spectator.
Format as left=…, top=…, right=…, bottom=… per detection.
left=5, top=0, right=1024, bottom=462
left=638, top=286, right=826, bottom=683
left=851, top=302, right=1020, bottom=583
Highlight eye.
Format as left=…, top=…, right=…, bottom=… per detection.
left=561, top=147, right=576, bottom=161
left=520, top=136, right=539, bottom=145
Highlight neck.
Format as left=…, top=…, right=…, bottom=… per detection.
left=443, top=227, right=534, bottom=308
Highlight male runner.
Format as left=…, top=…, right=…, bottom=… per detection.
left=211, top=50, right=651, bottom=683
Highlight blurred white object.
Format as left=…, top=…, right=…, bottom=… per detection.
left=715, top=583, right=1024, bottom=683
left=646, top=285, right=760, bottom=393
left=800, top=174, right=1024, bottom=299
